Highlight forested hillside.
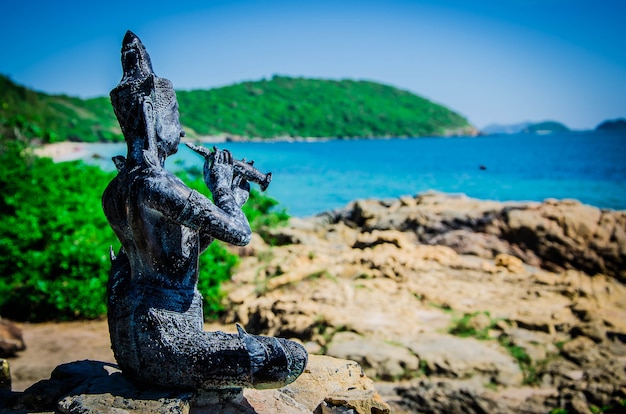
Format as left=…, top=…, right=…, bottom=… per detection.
left=176, top=76, right=474, bottom=138
left=1, top=74, right=474, bottom=142
left=0, top=75, right=121, bottom=143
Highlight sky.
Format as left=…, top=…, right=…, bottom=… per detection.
left=1, top=0, right=625, bottom=130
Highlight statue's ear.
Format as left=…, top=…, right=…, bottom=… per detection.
left=141, top=98, right=159, bottom=167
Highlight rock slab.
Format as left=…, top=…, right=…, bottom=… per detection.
left=0, top=355, right=389, bottom=414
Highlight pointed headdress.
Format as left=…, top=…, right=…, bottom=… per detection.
left=110, top=31, right=176, bottom=139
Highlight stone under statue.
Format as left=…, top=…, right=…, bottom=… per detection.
left=102, top=31, right=307, bottom=390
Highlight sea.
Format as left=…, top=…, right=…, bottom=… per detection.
left=84, top=130, right=626, bottom=217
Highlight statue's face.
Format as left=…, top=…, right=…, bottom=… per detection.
left=156, top=97, right=185, bottom=156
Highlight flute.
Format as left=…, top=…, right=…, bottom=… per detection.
left=185, top=142, right=272, bottom=191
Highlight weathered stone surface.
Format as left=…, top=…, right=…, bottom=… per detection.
left=0, top=320, right=25, bottom=357
left=221, top=192, right=626, bottom=412
left=8, top=193, right=624, bottom=412
left=404, top=333, right=523, bottom=386
left=319, top=192, right=626, bottom=279
left=281, top=355, right=389, bottom=413
left=393, top=379, right=507, bottom=414
left=0, top=356, right=389, bottom=414
left=325, top=332, right=420, bottom=380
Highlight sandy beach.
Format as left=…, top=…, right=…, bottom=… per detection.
left=31, top=135, right=336, bottom=164
left=32, top=142, right=93, bottom=162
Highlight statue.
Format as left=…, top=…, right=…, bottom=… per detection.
left=102, top=31, right=307, bottom=391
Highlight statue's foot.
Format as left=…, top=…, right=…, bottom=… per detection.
left=237, top=324, right=308, bottom=389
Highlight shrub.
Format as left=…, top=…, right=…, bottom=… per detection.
left=0, top=137, right=115, bottom=320
left=0, top=137, right=288, bottom=321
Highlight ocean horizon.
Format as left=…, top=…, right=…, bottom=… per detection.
left=79, top=130, right=626, bottom=217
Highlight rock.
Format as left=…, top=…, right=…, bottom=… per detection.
left=0, top=319, right=25, bottom=357
left=325, top=331, right=420, bottom=380
left=502, top=203, right=626, bottom=278
left=323, top=192, right=626, bottom=279
left=281, top=355, right=390, bottom=413
left=1, top=359, right=10, bottom=390
left=0, top=356, right=389, bottom=414
left=499, top=328, right=555, bottom=363
left=320, top=392, right=390, bottom=414
left=494, top=253, right=526, bottom=274
left=222, top=192, right=626, bottom=412
left=196, top=388, right=310, bottom=413
left=393, top=379, right=507, bottom=414
left=403, top=333, right=523, bottom=386
left=561, top=336, right=603, bottom=366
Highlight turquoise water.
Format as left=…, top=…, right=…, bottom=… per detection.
left=87, top=131, right=626, bottom=217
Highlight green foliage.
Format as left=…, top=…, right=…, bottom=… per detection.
left=177, top=76, right=471, bottom=138
left=497, top=336, right=539, bottom=385
left=447, top=311, right=545, bottom=385
left=243, top=190, right=289, bottom=243
left=2, top=74, right=472, bottom=143
left=197, top=242, right=239, bottom=320
left=0, top=136, right=116, bottom=320
left=596, top=118, right=626, bottom=131
left=448, top=311, right=494, bottom=340
left=0, top=75, right=122, bottom=143
left=0, top=133, right=289, bottom=321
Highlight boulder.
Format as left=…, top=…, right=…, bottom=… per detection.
left=393, top=379, right=507, bottom=414
left=0, top=356, right=390, bottom=414
left=322, top=192, right=626, bottom=279
left=281, top=355, right=390, bottom=413
left=0, top=319, right=25, bottom=357
left=325, top=331, right=420, bottom=380
left=403, top=333, right=523, bottom=386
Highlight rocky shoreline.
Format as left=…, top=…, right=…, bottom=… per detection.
left=224, top=192, right=626, bottom=413
left=2, top=192, right=625, bottom=413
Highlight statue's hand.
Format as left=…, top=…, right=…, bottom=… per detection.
left=232, top=175, right=250, bottom=208
left=205, top=148, right=234, bottom=194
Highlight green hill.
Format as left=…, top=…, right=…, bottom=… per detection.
left=176, top=76, right=474, bottom=138
left=0, top=75, right=121, bottom=143
left=595, top=118, right=626, bottom=131
left=1, top=74, right=474, bottom=142
left=521, top=121, right=569, bottom=134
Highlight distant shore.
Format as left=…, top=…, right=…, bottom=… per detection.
left=32, top=141, right=93, bottom=162
left=32, top=135, right=369, bottom=162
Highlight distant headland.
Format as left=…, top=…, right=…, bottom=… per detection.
left=1, top=74, right=476, bottom=144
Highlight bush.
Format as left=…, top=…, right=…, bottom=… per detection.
left=0, top=137, right=288, bottom=321
left=0, top=138, right=115, bottom=320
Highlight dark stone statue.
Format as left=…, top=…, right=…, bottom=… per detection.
left=102, top=31, right=307, bottom=390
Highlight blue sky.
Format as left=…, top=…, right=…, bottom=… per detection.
left=1, top=0, right=625, bottom=130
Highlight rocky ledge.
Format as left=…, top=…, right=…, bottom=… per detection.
left=223, top=192, right=626, bottom=414
left=0, top=355, right=390, bottom=413
left=2, top=192, right=624, bottom=413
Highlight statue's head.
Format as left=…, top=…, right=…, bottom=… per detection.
left=110, top=31, right=184, bottom=161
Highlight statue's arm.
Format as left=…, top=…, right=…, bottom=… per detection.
left=177, top=188, right=251, bottom=246
left=141, top=145, right=252, bottom=246
left=147, top=176, right=251, bottom=246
